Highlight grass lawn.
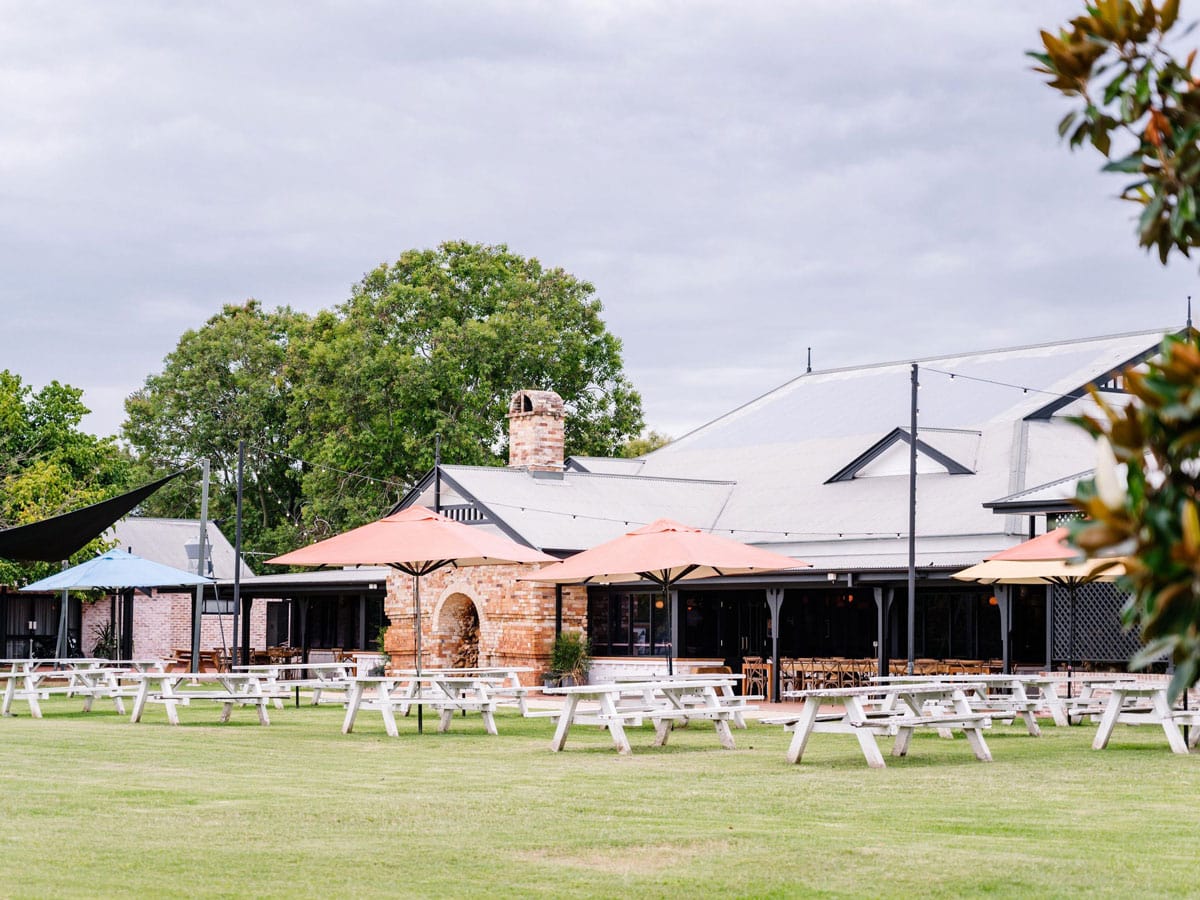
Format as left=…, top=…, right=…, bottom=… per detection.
left=1, top=696, right=1198, bottom=898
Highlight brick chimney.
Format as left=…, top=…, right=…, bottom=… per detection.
left=507, top=390, right=565, bottom=471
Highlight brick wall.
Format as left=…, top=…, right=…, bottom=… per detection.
left=80, top=590, right=267, bottom=660
left=382, top=563, right=587, bottom=686
left=507, top=390, right=565, bottom=471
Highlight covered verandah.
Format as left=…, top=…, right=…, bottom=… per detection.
left=222, top=567, right=389, bottom=664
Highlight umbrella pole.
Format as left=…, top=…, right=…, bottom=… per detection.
left=664, top=584, right=673, bottom=676
left=1068, top=586, right=1076, bottom=702
left=414, top=575, right=423, bottom=734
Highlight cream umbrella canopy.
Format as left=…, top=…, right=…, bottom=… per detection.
left=952, top=527, right=1125, bottom=678
left=268, top=506, right=555, bottom=731
left=520, top=518, right=808, bottom=675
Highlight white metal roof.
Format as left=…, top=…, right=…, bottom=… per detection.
left=410, top=465, right=735, bottom=551
left=109, top=517, right=249, bottom=579
left=633, top=329, right=1163, bottom=556
left=400, top=329, right=1165, bottom=573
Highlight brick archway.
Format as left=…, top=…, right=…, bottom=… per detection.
left=433, top=589, right=482, bottom=668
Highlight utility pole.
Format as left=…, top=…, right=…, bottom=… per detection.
left=192, top=460, right=210, bottom=673
left=907, top=362, right=918, bottom=675
left=232, top=442, right=244, bottom=668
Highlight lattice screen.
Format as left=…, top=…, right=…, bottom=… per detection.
left=1051, top=582, right=1143, bottom=664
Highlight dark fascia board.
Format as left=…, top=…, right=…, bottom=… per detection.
left=1023, top=339, right=1167, bottom=421
left=388, top=466, right=533, bottom=547
left=825, top=427, right=973, bottom=484
left=983, top=498, right=1078, bottom=515
left=391, top=469, right=434, bottom=515
left=422, top=468, right=538, bottom=550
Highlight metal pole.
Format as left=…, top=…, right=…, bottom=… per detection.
left=874, top=587, right=888, bottom=678
left=664, top=585, right=674, bottom=676
left=192, top=460, right=210, bottom=673
left=907, top=362, right=918, bottom=675
left=55, top=560, right=68, bottom=658
left=766, top=588, right=784, bottom=702
left=414, top=575, right=423, bottom=733
left=232, top=441, right=244, bottom=671
left=434, top=435, right=441, bottom=513
left=1068, top=586, right=1076, bottom=700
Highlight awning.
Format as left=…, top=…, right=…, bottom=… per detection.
left=0, top=470, right=186, bottom=563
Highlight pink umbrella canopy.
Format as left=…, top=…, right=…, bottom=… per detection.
left=269, top=506, right=554, bottom=730
left=521, top=518, right=808, bottom=674
left=268, top=505, right=555, bottom=572
left=521, top=518, right=808, bottom=586
left=989, top=527, right=1080, bottom=562
left=951, top=527, right=1126, bottom=584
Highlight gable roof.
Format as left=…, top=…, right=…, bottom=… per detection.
left=396, top=328, right=1168, bottom=572
left=825, top=427, right=976, bottom=483
left=402, top=465, right=735, bottom=553
left=983, top=470, right=1092, bottom=515
left=109, top=517, right=248, bottom=580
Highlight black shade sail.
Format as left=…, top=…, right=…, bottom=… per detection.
left=0, top=470, right=186, bottom=563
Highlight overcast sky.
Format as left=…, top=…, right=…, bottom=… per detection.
left=1, top=2, right=1196, bottom=443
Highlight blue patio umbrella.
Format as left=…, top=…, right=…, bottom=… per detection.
left=21, top=549, right=213, bottom=659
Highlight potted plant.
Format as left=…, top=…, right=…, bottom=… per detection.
left=549, top=631, right=591, bottom=687
left=366, top=625, right=391, bottom=676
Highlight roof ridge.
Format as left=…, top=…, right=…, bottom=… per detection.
left=441, top=463, right=735, bottom=486
left=663, top=326, right=1172, bottom=450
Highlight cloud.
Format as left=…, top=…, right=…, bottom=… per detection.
left=0, top=0, right=1193, bottom=441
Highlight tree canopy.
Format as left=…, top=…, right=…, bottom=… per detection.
left=1031, top=0, right=1200, bottom=262
left=0, top=371, right=132, bottom=585
left=124, top=242, right=644, bottom=558
left=1036, top=2, right=1200, bottom=695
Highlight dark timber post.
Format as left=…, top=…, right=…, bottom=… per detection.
left=434, top=435, right=441, bottom=513
left=765, top=588, right=784, bottom=702
left=873, top=587, right=891, bottom=678
left=192, top=459, right=210, bottom=673
left=554, top=584, right=563, bottom=637
left=907, top=362, right=918, bottom=675
left=998, top=585, right=1012, bottom=674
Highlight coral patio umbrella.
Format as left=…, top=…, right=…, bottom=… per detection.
left=521, top=519, right=807, bottom=675
left=952, top=527, right=1126, bottom=684
left=268, top=506, right=555, bottom=731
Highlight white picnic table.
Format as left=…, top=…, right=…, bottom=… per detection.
left=235, top=662, right=356, bottom=708
left=128, top=671, right=281, bottom=725
left=541, top=677, right=751, bottom=755
left=872, top=673, right=1057, bottom=736
left=772, top=684, right=992, bottom=768
left=0, top=660, right=141, bottom=717
left=396, top=666, right=534, bottom=715
left=341, top=671, right=504, bottom=737
left=614, top=672, right=756, bottom=729
left=1090, top=682, right=1200, bottom=754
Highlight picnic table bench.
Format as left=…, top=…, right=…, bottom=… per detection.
left=872, top=673, right=1053, bottom=736
left=1090, top=682, right=1200, bottom=754
left=771, top=684, right=992, bottom=768
left=235, top=662, right=356, bottom=708
left=1, top=661, right=144, bottom=717
left=395, top=666, right=534, bottom=716
left=342, top=672, right=503, bottom=737
left=128, top=672, right=284, bottom=726
left=542, top=677, right=750, bottom=755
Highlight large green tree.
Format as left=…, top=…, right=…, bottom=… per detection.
left=293, top=241, right=643, bottom=534
left=124, top=243, right=644, bottom=554
left=0, top=371, right=132, bottom=585
left=123, top=300, right=309, bottom=559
